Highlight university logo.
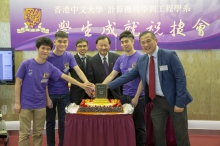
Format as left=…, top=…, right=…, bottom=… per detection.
left=64, top=62, right=69, bottom=68
left=132, top=62, right=136, bottom=68
left=17, top=8, right=49, bottom=33
left=43, top=72, right=49, bottom=79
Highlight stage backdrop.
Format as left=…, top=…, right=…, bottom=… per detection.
left=10, top=0, right=220, bottom=51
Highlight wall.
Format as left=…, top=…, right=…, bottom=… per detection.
left=0, top=0, right=220, bottom=121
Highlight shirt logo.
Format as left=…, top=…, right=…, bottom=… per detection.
left=28, top=69, right=33, bottom=76
left=120, top=63, right=123, bottom=69
left=41, top=72, right=49, bottom=83
left=63, top=62, right=70, bottom=72
left=132, top=62, right=136, bottom=68
left=43, top=72, right=49, bottom=79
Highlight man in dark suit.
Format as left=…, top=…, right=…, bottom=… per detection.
left=107, top=31, right=192, bottom=146
left=88, top=36, right=121, bottom=99
left=70, top=38, right=92, bottom=104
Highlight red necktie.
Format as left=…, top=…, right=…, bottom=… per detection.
left=149, top=56, right=155, bottom=100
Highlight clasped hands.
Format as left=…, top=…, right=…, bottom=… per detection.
left=83, top=82, right=95, bottom=97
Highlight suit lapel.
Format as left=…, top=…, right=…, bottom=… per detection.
left=140, top=55, right=149, bottom=88
left=85, top=56, right=91, bottom=74
left=157, top=48, right=163, bottom=87
left=75, top=54, right=81, bottom=64
left=95, top=54, right=107, bottom=76
left=75, top=54, right=85, bottom=72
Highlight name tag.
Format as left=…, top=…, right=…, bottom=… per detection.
left=159, top=65, right=168, bottom=71
left=128, top=68, right=132, bottom=71
left=63, top=66, right=70, bottom=72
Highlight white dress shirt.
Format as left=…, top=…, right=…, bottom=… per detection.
left=146, top=47, right=164, bottom=96
left=78, top=53, right=87, bottom=65
left=99, top=53, right=109, bottom=65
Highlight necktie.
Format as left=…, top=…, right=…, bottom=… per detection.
left=103, top=57, right=109, bottom=75
left=81, top=57, right=86, bottom=71
left=149, top=56, right=155, bottom=100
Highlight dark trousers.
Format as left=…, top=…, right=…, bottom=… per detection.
left=46, top=92, right=70, bottom=146
left=151, top=96, right=190, bottom=146
left=121, top=95, right=146, bottom=146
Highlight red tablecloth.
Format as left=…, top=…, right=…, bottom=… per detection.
left=64, top=114, right=136, bottom=146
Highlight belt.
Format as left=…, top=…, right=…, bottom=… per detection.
left=156, top=95, right=164, bottom=98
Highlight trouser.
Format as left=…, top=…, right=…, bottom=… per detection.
left=151, top=95, right=190, bottom=146
left=19, top=108, right=46, bottom=146
left=46, top=93, right=70, bottom=146
left=121, top=95, right=146, bottom=146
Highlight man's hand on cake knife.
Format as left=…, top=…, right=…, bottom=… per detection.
left=81, top=82, right=95, bottom=90
left=85, top=89, right=93, bottom=97
left=82, top=82, right=95, bottom=97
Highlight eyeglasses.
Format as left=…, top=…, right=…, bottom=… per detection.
left=77, top=45, right=87, bottom=48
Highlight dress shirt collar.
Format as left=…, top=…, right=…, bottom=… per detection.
left=99, top=53, right=109, bottom=61
left=78, top=53, right=86, bottom=59
left=148, top=46, right=159, bottom=59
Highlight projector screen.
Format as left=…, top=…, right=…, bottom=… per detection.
left=0, top=48, right=15, bottom=85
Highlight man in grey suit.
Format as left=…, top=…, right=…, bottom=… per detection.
left=70, top=38, right=92, bottom=104
left=88, top=36, right=121, bottom=99
left=107, top=31, right=192, bottom=146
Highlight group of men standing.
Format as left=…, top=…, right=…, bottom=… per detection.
left=14, top=30, right=192, bottom=146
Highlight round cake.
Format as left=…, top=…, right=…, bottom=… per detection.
left=78, top=98, right=123, bottom=112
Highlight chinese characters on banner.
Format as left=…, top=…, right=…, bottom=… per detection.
left=10, top=0, right=220, bottom=50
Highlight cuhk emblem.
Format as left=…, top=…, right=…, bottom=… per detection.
left=24, top=8, right=41, bottom=28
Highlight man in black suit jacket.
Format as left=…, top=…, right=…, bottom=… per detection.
left=70, top=38, right=92, bottom=104
left=88, top=36, right=121, bottom=99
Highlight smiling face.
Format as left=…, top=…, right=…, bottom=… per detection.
left=120, top=37, right=134, bottom=52
left=96, top=38, right=110, bottom=56
left=139, top=33, right=158, bottom=55
left=54, top=37, right=68, bottom=53
left=76, top=41, right=88, bottom=57
left=36, top=45, right=51, bottom=60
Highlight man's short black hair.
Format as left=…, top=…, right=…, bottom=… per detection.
left=139, top=31, right=156, bottom=41
left=36, top=37, right=53, bottom=49
left=95, top=36, right=111, bottom=44
left=55, top=30, right=68, bottom=39
left=119, top=30, right=134, bottom=40
left=75, top=38, right=88, bottom=46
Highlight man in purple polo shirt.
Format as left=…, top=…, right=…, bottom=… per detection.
left=46, top=31, right=93, bottom=146
left=14, top=37, right=94, bottom=146
left=103, top=30, right=146, bottom=146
